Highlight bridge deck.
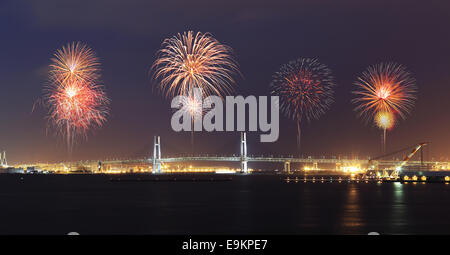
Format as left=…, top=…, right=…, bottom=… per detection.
left=155, top=157, right=440, bottom=166
left=56, top=157, right=444, bottom=167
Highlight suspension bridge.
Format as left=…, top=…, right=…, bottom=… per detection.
left=8, top=133, right=447, bottom=175
left=150, top=132, right=440, bottom=175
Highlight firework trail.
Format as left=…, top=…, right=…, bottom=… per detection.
left=45, top=42, right=109, bottom=155
left=151, top=30, right=239, bottom=99
left=352, top=62, right=417, bottom=121
left=270, top=58, right=335, bottom=152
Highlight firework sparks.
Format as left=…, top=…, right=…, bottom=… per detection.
left=151, top=31, right=239, bottom=99
left=375, top=111, right=395, bottom=130
left=45, top=42, right=109, bottom=154
left=183, top=95, right=204, bottom=117
left=352, top=62, right=417, bottom=121
left=374, top=111, right=395, bottom=153
left=270, top=58, right=335, bottom=151
left=172, top=88, right=212, bottom=149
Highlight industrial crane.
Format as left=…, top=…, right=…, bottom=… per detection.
left=368, top=142, right=428, bottom=178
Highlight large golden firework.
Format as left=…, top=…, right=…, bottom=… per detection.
left=352, top=62, right=417, bottom=121
left=151, top=31, right=239, bottom=99
left=49, top=42, right=100, bottom=86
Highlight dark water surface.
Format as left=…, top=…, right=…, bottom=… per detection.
left=0, top=174, right=449, bottom=235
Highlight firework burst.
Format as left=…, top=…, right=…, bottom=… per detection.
left=374, top=111, right=395, bottom=153
left=180, top=94, right=206, bottom=117
left=171, top=88, right=212, bottom=150
left=352, top=62, right=417, bottom=121
left=45, top=42, right=109, bottom=154
left=270, top=58, right=335, bottom=151
left=151, top=31, right=239, bottom=99
left=49, top=42, right=100, bottom=85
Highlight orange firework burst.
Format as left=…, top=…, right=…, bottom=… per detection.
left=151, top=31, right=239, bottom=99
left=45, top=42, right=109, bottom=153
left=50, top=42, right=100, bottom=85
left=352, top=62, right=417, bottom=121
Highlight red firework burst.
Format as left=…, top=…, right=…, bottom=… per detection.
left=270, top=58, right=335, bottom=151
left=45, top=42, right=109, bottom=153
left=352, top=62, right=417, bottom=121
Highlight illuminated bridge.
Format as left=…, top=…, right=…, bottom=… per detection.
left=161, top=156, right=434, bottom=165
left=148, top=133, right=446, bottom=174
left=17, top=133, right=447, bottom=174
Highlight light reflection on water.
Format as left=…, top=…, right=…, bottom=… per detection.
left=0, top=175, right=449, bottom=234
left=282, top=179, right=450, bottom=234
left=339, top=185, right=364, bottom=234
left=389, top=182, right=407, bottom=234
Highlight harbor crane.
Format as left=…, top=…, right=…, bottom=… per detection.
left=367, top=142, right=428, bottom=178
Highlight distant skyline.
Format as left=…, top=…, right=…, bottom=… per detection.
left=1, top=0, right=449, bottom=163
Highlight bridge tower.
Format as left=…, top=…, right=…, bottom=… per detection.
left=1, top=151, right=6, bottom=167
left=152, top=136, right=161, bottom=174
left=240, top=132, right=248, bottom=174
left=284, top=161, right=291, bottom=174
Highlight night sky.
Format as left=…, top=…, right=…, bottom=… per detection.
left=1, top=0, right=449, bottom=163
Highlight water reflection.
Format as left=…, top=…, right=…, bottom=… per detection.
left=389, top=182, right=407, bottom=234
left=339, top=184, right=364, bottom=234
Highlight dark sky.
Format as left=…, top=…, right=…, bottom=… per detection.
left=1, top=0, right=449, bottom=164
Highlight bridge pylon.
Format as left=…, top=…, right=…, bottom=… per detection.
left=0, top=151, right=6, bottom=167
left=284, top=161, right=291, bottom=174
left=240, top=132, right=248, bottom=174
left=152, top=136, right=161, bottom=174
